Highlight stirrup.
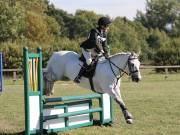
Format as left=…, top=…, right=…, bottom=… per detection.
left=74, top=77, right=80, bottom=83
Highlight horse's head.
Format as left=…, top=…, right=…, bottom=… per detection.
left=127, top=53, right=141, bottom=82
left=43, top=72, right=55, bottom=96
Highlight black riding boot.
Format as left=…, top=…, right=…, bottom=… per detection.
left=74, top=66, right=86, bottom=83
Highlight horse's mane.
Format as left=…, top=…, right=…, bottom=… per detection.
left=109, top=52, right=131, bottom=58
left=98, top=52, right=132, bottom=64
left=110, top=52, right=140, bottom=58
left=98, top=52, right=139, bottom=64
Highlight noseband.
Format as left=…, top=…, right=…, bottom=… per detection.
left=128, top=57, right=139, bottom=75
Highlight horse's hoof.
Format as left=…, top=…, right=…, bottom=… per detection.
left=126, top=119, right=133, bottom=124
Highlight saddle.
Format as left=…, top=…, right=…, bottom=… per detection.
left=79, top=55, right=98, bottom=78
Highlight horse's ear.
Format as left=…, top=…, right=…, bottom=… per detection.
left=136, top=50, right=141, bottom=57
left=131, top=52, right=136, bottom=56
left=131, top=51, right=140, bottom=57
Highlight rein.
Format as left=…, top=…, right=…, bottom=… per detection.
left=107, top=58, right=128, bottom=88
left=106, top=55, right=138, bottom=89
left=108, top=58, right=128, bottom=76
left=127, top=57, right=139, bottom=75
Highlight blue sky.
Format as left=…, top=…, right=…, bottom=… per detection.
left=49, top=0, right=146, bottom=20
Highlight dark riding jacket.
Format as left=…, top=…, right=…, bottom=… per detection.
left=80, top=27, right=110, bottom=56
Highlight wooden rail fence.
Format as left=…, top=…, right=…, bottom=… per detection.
left=3, top=65, right=180, bottom=81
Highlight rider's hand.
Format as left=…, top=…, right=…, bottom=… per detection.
left=103, top=53, right=109, bottom=59
left=100, top=50, right=105, bottom=54
left=86, top=59, right=92, bottom=65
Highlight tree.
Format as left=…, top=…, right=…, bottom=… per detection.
left=145, top=28, right=171, bottom=60
left=136, top=0, right=180, bottom=36
left=108, top=17, right=149, bottom=57
left=25, top=10, right=59, bottom=44
left=154, top=40, right=180, bottom=67
left=17, top=0, right=48, bottom=14
left=0, top=1, right=26, bottom=42
left=46, top=4, right=73, bottom=38
left=72, top=10, right=101, bottom=38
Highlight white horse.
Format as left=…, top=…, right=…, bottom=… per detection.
left=43, top=51, right=141, bottom=124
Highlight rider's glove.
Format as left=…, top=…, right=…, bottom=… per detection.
left=100, top=50, right=104, bottom=54
left=86, top=59, right=92, bottom=65
left=103, top=53, right=109, bottom=59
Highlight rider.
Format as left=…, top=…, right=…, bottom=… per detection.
left=74, top=16, right=112, bottom=83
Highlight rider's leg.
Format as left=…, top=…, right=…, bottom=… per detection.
left=74, top=49, right=92, bottom=83
left=74, top=65, right=86, bottom=83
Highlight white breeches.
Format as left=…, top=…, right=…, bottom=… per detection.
left=82, top=48, right=104, bottom=65
left=82, top=48, right=92, bottom=65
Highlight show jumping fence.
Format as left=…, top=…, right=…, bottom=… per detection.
left=23, top=47, right=113, bottom=135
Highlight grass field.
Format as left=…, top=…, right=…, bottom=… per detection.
left=0, top=71, right=180, bottom=135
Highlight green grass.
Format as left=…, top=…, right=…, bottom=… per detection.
left=0, top=72, right=180, bottom=135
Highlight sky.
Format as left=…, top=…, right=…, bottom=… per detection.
left=49, top=0, right=147, bottom=20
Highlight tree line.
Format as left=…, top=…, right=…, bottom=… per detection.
left=0, top=0, right=180, bottom=71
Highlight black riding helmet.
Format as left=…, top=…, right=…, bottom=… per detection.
left=98, top=17, right=112, bottom=27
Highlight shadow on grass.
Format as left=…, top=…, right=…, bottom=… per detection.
left=0, top=120, right=112, bottom=135
left=0, top=131, right=58, bottom=135
left=0, top=131, right=25, bottom=135
left=93, top=120, right=113, bottom=127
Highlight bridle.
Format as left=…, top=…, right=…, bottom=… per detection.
left=127, top=57, right=139, bottom=75
left=107, top=54, right=139, bottom=88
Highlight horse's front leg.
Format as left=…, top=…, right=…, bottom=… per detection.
left=113, top=86, right=133, bottom=124
left=99, top=77, right=133, bottom=124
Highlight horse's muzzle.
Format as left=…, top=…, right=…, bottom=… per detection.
left=132, top=77, right=141, bottom=82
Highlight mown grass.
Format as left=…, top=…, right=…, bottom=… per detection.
left=0, top=71, right=180, bottom=135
